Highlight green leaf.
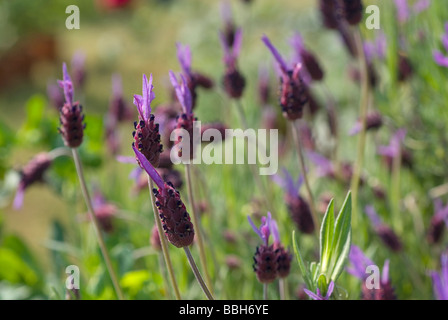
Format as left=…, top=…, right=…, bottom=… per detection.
left=317, top=274, right=328, bottom=297
left=319, top=198, right=335, bottom=274
left=292, top=230, right=313, bottom=290
left=329, top=191, right=352, bottom=282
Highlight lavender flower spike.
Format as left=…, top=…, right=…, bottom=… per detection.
left=304, top=281, right=334, bottom=300
left=431, top=254, right=448, bottom=300
left=433, top=23, right=448, bottom=68
left=271, top=167, right=303, bottom=198
left=364, top=205, right=403, bottom=252
left=169, top=71, right=192, bottom=115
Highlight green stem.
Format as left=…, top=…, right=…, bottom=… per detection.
left=291, top=120, right=319, bottom=233
left=157, top=252, right=172, bottom=299
left=279, top=278, right=288, bottom=300
left=350, top=28, right=371, bottom=231
left=234, top=99, right=274, bottom=214
left=391, top=148, right=403, bottom=233
left=183, top=247, right=214, bottom=300
left=263, top=283, right=268, bottom=300
left=185, top=163, right=214, bottom=295
left=148, top=178, right=182, bottom=300
left=71, top=148, right=124, bottom=300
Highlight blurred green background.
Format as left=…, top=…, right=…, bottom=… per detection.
left=0, top=0, right=448, bottom=300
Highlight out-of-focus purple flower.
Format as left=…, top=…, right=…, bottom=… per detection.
left=427, top=199, right=448, bottom=244
left=349, top=111, right=383, bottom=136
left=89, top=187, right=118, bottom=233
left=71, top=51, right=86, bottom=90
left=220, top=28, right=246, bottom=99
left=13, top=152, right=53, bottom=210
left=413, top=0, right=431, bottom=14
left=262, top=35, right=308, bottom=121
left=347, top=245, right=397, bottom=300
left=169, top=71, right=192, bottom=115
left=220, top=0, right=236, bottom=48
left=304, top=281, right=334, bottom=300
left=258, top=65, right=271, bottom=106
left=431, top=253, right=448, bottom=300
left=433, top=23, right=448, bottom=68
left=47, top=82, right=64, bottom=110
left=394, top=0, right=410, bottom=23
left=290, top=32, right=324, bottom=82
left=363, top=32, right=387, bottom=63
left=110, top=74, right=133, bottom=123
left=365, top=206, right=403, bottom=252
left=378, top=129, right=412, bottom=170
left=272, top=167, right=303, bottom=198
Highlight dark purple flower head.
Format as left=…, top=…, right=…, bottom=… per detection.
left=132, top=74, right=162, bottom=167
left=220, top=28, right=246, bottom=99
left=343, top=0, right=364, bottom=25
left=133, top=146, right=194, bottom=248
left=57, top=63, right=85, bottom=148
left=365, top=206, right=403, bottom=252
left=304, top=281, right=334, bottom=300
left=90, top=187, right=118, bottom=233
left=248, top=212, right=272, bottom=246
left=431, top=253, right=448, bottom=300
left=349, top=112, right=383, bottom=136
left=13, top=152, right=53, bottom=210
left=433, top=23, right=448, bottom=68
left=262, top=35, right=308, bottom=120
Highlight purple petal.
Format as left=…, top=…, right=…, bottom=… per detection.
left=433, top=51, right=448, bottom=68
left=220, top=0, right=233, bottom=24
left=248, top=215, right=264, bottom=242
left=347, top=245, right=375, bottom=280
left=382, top=259, right=390, bottom=285
left=176, top=43, right=192, bottom=76
left=377, top=145, right=396, bottom=157
left=431, top=271, right=446, bottom=300
left=261, top=35, right=289, bottom=74
left=132, top=146, right=164, bottom=190
left=442, top=34, right=448, bottom=53
left=394, top=0, right=410, bottom=23
left=282, top=167, right=297, bottom=196
left=58, top=62, right=74, bottom=105
left=365, top=205, right=382, bottom=227
left=326, top=281, right=335, bottom=299
left=306, top=151, right=334, bottom=177
left=304, top=288, right=323, bottom=300
left=232, top=28, right=243, bottom=59
left=349, top=122, right=362, bottom=136
left=180, top=74, right=193, bottom=114
left=270, top=216, right=280, bottom=244
left=13, top=185, right=25, bottom=210
left=219, top=31, right=231, bottom=58
left=133, top=94, right=145, bottom=119
left=412, top=0, right=431, bottom=14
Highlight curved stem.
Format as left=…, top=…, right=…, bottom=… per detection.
left=183, top=247, right=214, bottom=300
left=148, top=178, right=182, bottom=300
left=71, top=148, right=124, bottom=300
left=350, top=28, right=371, bottom=230
left=291, top=120, right=319, bottom=234
left=185, top=163, right=214, bottom=294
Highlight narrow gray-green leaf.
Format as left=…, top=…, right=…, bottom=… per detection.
left=292, top=231, right=313, bottom=289
left=330, top=229, right=352, bottom=282
left=319, top=198, right=335, bottom=274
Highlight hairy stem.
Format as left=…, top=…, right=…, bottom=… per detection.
left=71, top=148, right=124, bottom=300
left=183, top=247, right=214, bottom=300
left=148, top=178, right=182, bottom=300
left=185, top=163, right=214, bottom=294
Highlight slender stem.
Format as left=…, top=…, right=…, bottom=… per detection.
left=185, top=163, right=214, bottom=294
left=158, top=252, right=172, bottom=299
left=279, top=278, right=287, bottom=300
left=233, top=99, right=274, bottom=214
left=291, top=120, right=319, bottom=233
left=183, top=247, right=214, bottom=300
left=350, top=28, right=371, bottom=230
left=263, top=283, right=268, bottom=300
left=391, top=149, right=403, bottom=233
left=71, top=148, right=124, bottom=300
left=148, top=178, right=182, bottom=300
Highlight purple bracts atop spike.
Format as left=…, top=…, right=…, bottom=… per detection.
left=261, top=35, right=289, bottom=74
left=133, top=146, right=164, bottom=190
left=346, top=245, right=375, bottom=280
left=176, top=43, right=192, bottom=77
left=58, top=63, right=74, bottom=105
left=304, top=281, right=334, bottom=300
left=248, top=212, right=272, bottom=245
left=272, top=167, right=303, bottom=198
left=169, top=71, right=192, bottom=115
left=365, top=205, right=382, bottom=227
left=133, top=74, right=155, bottom=122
